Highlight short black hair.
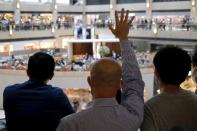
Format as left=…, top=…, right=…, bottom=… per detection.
left=27, top=52, right=55, bottom=81
left=153, top=47, right=191, bottom=85
left=192, top=51, right=197, bottom=67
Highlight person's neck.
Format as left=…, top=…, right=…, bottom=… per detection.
left=92, top=95, right=115, bottom=100
left=91, top=87, right=117, bottom=100
left=30, top=79, right=48, bottom=85
left=160, top=83, right=182, bottom=94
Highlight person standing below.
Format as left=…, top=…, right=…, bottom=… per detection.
left=3, top=52, right=74, bottom=131
left=56, top=9, right=144, bottom=131
left=141, top=47, right=197, bottom=131
left=192, top=51, right=197, bottom=94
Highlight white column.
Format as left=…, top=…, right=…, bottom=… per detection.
left=146, top=0, right=153, bottom=20
left=110, top=0, right=116, bottom=24
left=14, top=0, right=21, bottom=24
left=82, top=0, right=86, bottom=26
left=93, top=42, right=97, bottom=58
left=52, top=0, right=58, bottom=25
left=68, top=42, right=73, bottom=60
left=191, top=0, right=197, bottom=24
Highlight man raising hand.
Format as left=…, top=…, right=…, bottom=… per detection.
left=56, top=9, right=144, bottom=131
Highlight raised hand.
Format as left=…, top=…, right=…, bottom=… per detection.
left=109, top=8, right=135, bottom=41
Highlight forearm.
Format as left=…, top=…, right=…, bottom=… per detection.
left=120, top=40, right=144, bottom=120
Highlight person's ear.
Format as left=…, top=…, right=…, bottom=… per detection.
left=154, top=69, right=161, bottom=82
left=120, top=79, right=123, bottom=90
left=26, top=69, right=30, bottom=77
left=87, top=76, right=92, bottom=87
left=49, top=73, right=54, bottom=80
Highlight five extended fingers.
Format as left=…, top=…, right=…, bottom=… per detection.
left=108, top=8, right=135, bottom=35
left=117, top=9, right=134, bottom=25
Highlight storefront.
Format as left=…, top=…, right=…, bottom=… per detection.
left=19, top=13, right=53, bottom=30
left=57, top=13, right=82, bottom=27
left=0, top=13, right=14, bottom=31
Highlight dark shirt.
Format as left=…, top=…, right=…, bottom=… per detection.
left=3, top=80, right=74, bottom=131
left=195, top=89, right=197, bottom=95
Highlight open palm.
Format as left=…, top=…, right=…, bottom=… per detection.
left=109, top=8, right=135, bottom=41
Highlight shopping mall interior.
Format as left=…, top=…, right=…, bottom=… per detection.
left=0, top=0, right=197, bottom=129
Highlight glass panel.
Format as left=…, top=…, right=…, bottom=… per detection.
left=153, top=0, right=189, bottom=2
left=117, top=0, right=145, bottom=4
left=86, top=0, right=110, bottom=5
left=57, top=0, right=83, bottom=5
left=56, top=0, right=70, bottom=4
left=0, top=0, right=13, bottom=2
left=20, top=0, right=52, bottom=3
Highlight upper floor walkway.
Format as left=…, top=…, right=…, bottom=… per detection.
left=0, top=1, right=192, bottom=13
left=0, top=25, right=197, bottom=45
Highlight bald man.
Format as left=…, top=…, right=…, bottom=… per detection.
left=89, top=58, right=122, bottom=99
left=56, top=9, right=144, bottom=131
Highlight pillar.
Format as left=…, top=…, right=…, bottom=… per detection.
left=146, top=0, right=153, bottom=20
left=191, top=0, right=197, bottom=24
left=82, top=0, right=86, bottom=26
left=93, top=42, right=97, bottom=58
left=68, top=42, right=73, bottom=60
left=14, top=0, right=21, bottom=24
left=52, top=0, right=58, bottom=25
left=110, top=0, right=116, bottom=24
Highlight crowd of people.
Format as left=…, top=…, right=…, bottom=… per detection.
left=1, top=9, right=197, bottom=131
left=133, top=16, right=197, bottom=31
left=0, top=51, right=154, bottom=71
left=0, top=15, right=73, bottom=32
left=1, top=13, right=197, bottom=32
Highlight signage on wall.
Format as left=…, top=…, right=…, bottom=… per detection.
left=74, top=27, right=95, bottom=40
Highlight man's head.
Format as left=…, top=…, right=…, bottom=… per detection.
left=27, top=52, right=55, bottom=82
left=153, top=47, right=191, bottom=86
left=87, top=58, right=122, bottom=99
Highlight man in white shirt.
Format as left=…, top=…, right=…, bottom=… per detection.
left=56, top=9, right=144, bottom=131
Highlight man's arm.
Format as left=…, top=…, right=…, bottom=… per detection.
left=109, top=8, right=144, bottom=124
left=56, top=88, right=74, bottom=117
left=120, top=40, right=144, bottom=120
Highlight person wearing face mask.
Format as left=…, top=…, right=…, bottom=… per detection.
left=192, top=51, right=197, bottom=94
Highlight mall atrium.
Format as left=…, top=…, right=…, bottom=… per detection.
left=0, top=0, right=197, bottom=130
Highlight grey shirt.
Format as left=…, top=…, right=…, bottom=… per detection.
left=56, top=40, right=144, bottom=131
left=141, top=89, right=197, bottom=131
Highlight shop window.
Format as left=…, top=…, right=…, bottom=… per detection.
left=86, top=0, right=110, bottom=5
left=117, top=0, right=145, bottom=4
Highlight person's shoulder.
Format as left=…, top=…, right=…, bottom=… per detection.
left=145, top=90, right=197, bottom=108
left=47, top=86, right=65, bottom=96
left=145, top=94, right=162, bottom=106
left=182, top=90, right=197, bottom=101
left=62, top=108, right=93, bottom=123
left=144, top=94, right=167, bottom=113
left=48, top=85, right=63, bottom=92
left=4, top=83, right=23, bottom=93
